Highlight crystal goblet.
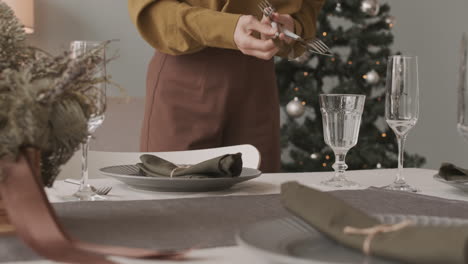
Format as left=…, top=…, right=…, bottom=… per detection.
left=319, top=94, right=366, bottom=188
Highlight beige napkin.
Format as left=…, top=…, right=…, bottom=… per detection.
left=281, top=181, right=468, bottom=264
left=137, top=153, right=243, bottom=178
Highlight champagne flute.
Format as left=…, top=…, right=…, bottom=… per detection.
left=457, top=33, right=468, bottom=141
left=70, top=41, right=107, bottom=201
left=319, top=94, right=366, bottom=187
left=385, top=55, right=419, bottom=192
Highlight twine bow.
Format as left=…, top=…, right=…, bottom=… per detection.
left=343, top=219, right=414, bottom=255
left=169, top=165, right=191, bottom=178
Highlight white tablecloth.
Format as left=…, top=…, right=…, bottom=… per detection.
left=7, top=168, right=468, bottom=264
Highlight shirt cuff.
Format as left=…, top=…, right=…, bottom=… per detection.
left=192, top=11, right=242, bottom=50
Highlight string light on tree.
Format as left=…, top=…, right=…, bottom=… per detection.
left=385, top=16, right=396, bottom=28
left=360, top=0, right=380, bottom=16
left=286, top=97, right=306, bottom=118
left=310, top=153, right=319, bottom=159
left=363, top=69, right=380, bottom=85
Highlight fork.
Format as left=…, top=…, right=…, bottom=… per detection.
left=64, top=179, right=112, bottom=195
left=258, top=0, right=333, bottom=56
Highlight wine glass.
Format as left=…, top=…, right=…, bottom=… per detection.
left=385, top=55, right=419, bottom=192
left=319, top=94, right=366, bottom=187
left=70, top=41, right=107, bottom=201
left=457, top=33, right=468, bottom=141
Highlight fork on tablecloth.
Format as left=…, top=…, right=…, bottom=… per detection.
left=64, top=179, right=112, bottom=195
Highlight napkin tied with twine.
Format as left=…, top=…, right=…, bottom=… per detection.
left=281, top=181, right=468, bottom=264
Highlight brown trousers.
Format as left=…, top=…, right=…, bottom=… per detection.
left=140, top=48, right=280, bottom=172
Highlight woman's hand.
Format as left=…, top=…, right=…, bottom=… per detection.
left=234, top=15, right=279, bottom=60
left=264, top=13, right=295, bottom=44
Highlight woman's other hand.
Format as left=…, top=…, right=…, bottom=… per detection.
left=234, top=15, right=279, bottom=60
left=269, top=13, right=295, bottom=44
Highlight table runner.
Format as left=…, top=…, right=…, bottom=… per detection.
left=3, top=188, right=468, bottom=262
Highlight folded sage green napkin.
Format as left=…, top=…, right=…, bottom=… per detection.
left=136, top=153, right=243, bottom=178
left=439, top=163, right=468, bottom=181
left=281, top=181, right=468, bottom=264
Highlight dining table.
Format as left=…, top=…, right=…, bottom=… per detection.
left=2, top=167, right=468, bottom=264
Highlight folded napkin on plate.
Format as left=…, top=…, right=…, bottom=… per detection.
left=281, top=181, right=468, bottom=264
left=137, top=153, right=243, bottom=178
left=439, top=163, right=468, bottom=181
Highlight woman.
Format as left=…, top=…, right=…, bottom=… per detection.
left=128, top=0, right=324, bottom=172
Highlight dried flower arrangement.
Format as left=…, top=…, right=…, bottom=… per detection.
left=0, top=1, right=112, bottom=187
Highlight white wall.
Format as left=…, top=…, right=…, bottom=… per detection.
left=26, top=0, right=468, bottom=169
left=28, top=0, right=153, bottom=97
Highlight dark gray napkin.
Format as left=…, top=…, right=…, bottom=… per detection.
left=281, top=181, right=468, bottom=264
left=137, top=153, right=243, bottom=178
left=439, top=162, right=468, bottom=181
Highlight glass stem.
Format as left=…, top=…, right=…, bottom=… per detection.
left=395, top=134, right=407, bottom=184
left=80, top=135, right=92, bottom=191
left=332, top=152, right=348, bottom=180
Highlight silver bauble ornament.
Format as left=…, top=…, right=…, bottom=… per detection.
left=365, top=69, right=380, bottom=84
left=360, top=0, right=380, bottom=16
left=385, top=16, right=396, bottom=28
left=286, top=97, right=305, bottom=118
left=335, top=2, right=342, bottom=12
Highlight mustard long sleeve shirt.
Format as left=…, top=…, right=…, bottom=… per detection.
left=128, top=0, right=325, bottom=57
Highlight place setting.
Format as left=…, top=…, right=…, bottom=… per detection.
left=236, top=181, right=468, bottom=264
left=99, top=152, right=262, bottom=192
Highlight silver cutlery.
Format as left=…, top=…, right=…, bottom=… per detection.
left=64, top=179, right=112, bottom=195
left=258, top=0, right=333, bottom=56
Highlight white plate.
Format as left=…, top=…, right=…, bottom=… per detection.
left=433, top=173, right=468, bottom=192
left=99, top=165, right=261, bottom=192
left=236, top=215, right=468, bottom=264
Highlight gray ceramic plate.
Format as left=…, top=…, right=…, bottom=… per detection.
left=433, top=173, right=468, bottom=192
left=99, top=165, right=261, bottom=192
left=236, top=215, right=468, bottom=264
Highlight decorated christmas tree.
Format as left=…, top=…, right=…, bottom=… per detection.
left=277, top=0, right=426, bottom=172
